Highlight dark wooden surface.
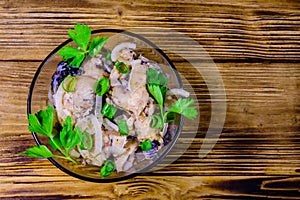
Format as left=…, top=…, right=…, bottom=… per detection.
left=0, top=0, right=299, bottom=199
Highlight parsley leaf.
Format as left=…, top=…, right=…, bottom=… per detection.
left=58, top=24, right=109, bottom=68
left=146, top=68, right=168, bottom=87
left=58, top=46, right=85, bottom=68
left=57, top=46, right=83, bottom=60
left=146, top=69, right=170, bottom=129
left=166, top=98, right=198, bottom=120
left=69, top=52, right=85, bottom=68
left=147, top=69, right=168, bottom=105
left=147, top=84, right=164, bottom=107
left=28, top=106, right=53, bottom=137
left=146, top=69, right=198, bottom=129
left=19, top=145, right=54, bottom=158
left=68, top=24, right=91, bottom=51
left=146, top=69, right=168, bottom=106
left=60, top=116, right=81, bottom=153
left=48, top=134, right=61, bottom=151
left=89, top=36, right=109, bottom=57
left=21, top=106, right=91, bottom=164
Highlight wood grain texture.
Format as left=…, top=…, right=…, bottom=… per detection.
left=0, top=0, right=299, bottom=199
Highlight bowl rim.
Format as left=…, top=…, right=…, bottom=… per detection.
left=27, top=28, right=184, bottom=183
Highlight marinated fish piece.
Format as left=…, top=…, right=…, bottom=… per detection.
left=128, top=60, right=147, bottom=92
left=54, top=77, right=74, bottom=123
left=135, top=114, right=158, bottom=142
left=82, top=56, right=105, bottom=80
left=110, top=58, right=149, bottom=116
left=111, top=42, right=136, bottom=62
left=111, top=85, right=149, bottom=116
left=77, top=115, right=107, bottom=166
left=54, top=75, right=96, bottom=124
left=115, top=141, right=138, bottom=172
left=72, top=76, right=96, bottom=121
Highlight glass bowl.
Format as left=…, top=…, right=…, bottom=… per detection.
left=27, top=29, right=183, bottom=182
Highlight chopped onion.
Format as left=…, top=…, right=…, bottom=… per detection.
left=91, top=115, right=103, bottom=156
left=94, top=95, right=103, bottom=118
left=54, top=82, right=71, bottom=123
left=168, top=88, right=190, bottom=98
left=111, top=42, right=136, bottom=61
left=69, top=149, right=80, bottom=158
left=123, top=154, right=135, bottom=171
left=160, top=123, right=168, bottom=137
left=103, top=118, right=118, bottom=132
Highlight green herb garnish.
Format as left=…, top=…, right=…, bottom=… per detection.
left=146, top=69, right=168, bottom=118
left=100, top=160, right=116, bottom=177
left=165, top=112, right=176, bottom=123
left=48, top=134, right=61, bottom=151
left=106, top=51, right=111, bottom=60
left=62, top=75, right=76, bottom=92
left=115, top=61, right=129, bottom=74
left=59, top=117, right=81, bottom=154
left=94, top=77, right=110, bottom=96
left=164, top=98, right=198, bottom=120
left=19, top=145, right=54, bottom=159
left=101, top=103, right=118, bottom=119
left=150, top=114, right=164, bottom=129
left=58, top=24, right=109, bottom=68
left=88, top=36, right=109, bottom=57
left=57, top=46, right=85, bottom=68
left=117, top=119, right=129, bottom=135
left=146, top=69, right=198, bottom=129
left=147, top=69, right=166, bottom=84
left=68, top=24, right=91, bottom=52
left=79, top=132, right=93, bottom=151
left=140, top=139, right=153, bottom=151
left=20, top=106, right=92, bottom=164
left=27, top=106, right=54, bottom=138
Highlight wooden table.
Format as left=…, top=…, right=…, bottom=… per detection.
left=1, top=0, right=299, bottom=199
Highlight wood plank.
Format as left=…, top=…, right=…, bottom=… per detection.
left=1, top=171, right=300, bottom=199
left=0, top=0, right=299, bottom=61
